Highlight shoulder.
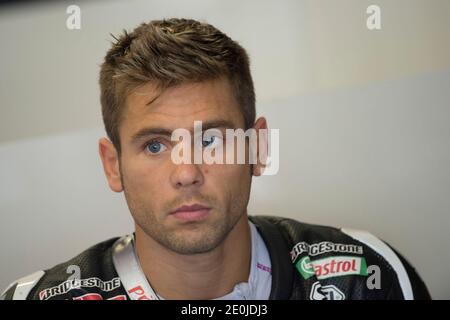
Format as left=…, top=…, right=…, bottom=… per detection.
left=1, top=236, right=122, bottom=300
left=250, top=215, right=431, bottom=300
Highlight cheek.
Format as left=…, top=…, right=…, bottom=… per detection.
left=122, top=159, right=167, bottom=195
left=205, top=164, right=251, bottom=193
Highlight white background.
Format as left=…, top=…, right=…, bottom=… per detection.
left=1, top=0, right=449, bottom=299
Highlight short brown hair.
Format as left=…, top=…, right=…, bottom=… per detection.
left=99, top=18, right=256, bottom=154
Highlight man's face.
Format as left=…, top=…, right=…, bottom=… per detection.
left=116, top=78, right=252, bottom=255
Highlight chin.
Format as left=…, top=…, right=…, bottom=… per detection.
left=169, top=229, right=224, bottom=254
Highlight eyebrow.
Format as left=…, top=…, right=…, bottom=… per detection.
left=130, top=119, right=238, bottom=144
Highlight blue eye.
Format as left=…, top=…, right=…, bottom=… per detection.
left=202, top=136, right=216, bottom=147
left=146, top=141, right=167, bottom=154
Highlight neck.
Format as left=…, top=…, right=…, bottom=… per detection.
left=134, top=213, right=251, bottom=300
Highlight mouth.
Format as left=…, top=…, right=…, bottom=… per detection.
left=170, top=203, right=211, bottom=222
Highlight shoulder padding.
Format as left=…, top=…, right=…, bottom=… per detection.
left=1, top=270, right=45, bottom=300
left=340, top=228, right=413, bottom=299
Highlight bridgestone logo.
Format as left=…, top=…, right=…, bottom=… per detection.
left=296, top=256, right=368, bottom=280
left=290, top=241, right=363, bottom=262
left=39, top=277, right=121, bottom=300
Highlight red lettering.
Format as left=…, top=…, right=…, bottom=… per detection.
left=342, top=261, right=350, bottom=272
left=314, top=264, right=321, bottom=276
left=330, top=259, right=336, bottom=273
left=323, top=263, right=330, bottom=276
left=128, top=285, right=151, bottom=300
left=73, top=293, right=103, bottom=300
left=311, top=257, right=362, bottom=279
left=128, top=286, right=145, bottom=295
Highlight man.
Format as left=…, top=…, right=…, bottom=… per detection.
left=1, top=18, right=430, bottom=300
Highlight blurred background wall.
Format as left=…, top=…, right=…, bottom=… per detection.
left=0, top=0, right=449, bottom=298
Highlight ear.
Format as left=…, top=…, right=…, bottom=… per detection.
left=251, top=117, right=268, bottom=177
left=98, top=137, right=123, bottom=192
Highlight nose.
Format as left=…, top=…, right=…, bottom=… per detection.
left=170, top=162, right=204, bottom=189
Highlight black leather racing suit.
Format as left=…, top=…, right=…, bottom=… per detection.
left=1, top=216, right=431, bottom=300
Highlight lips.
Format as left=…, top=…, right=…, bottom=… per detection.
left=170, top=203, right=211, bottom=222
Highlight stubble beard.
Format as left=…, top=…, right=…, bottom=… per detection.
left=121, top=174, right=247, bottom=255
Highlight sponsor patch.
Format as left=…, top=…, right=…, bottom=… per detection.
left=39, top=277, right=121, bottom=300
left=310, top=281, right=345, bottom=300
left=290, top=241, right=364, bottom=262
left=296, top=256, right=368, bottom=280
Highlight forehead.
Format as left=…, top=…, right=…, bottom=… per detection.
left=120, top=78, right=244, bottom=137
